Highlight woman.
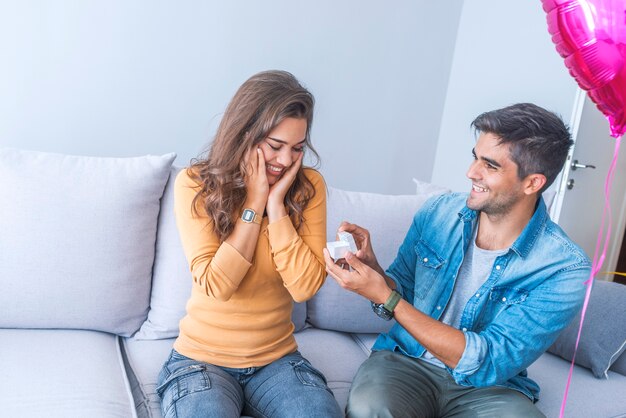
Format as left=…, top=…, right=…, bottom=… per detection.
left=157, top=70, right=342, bottom=418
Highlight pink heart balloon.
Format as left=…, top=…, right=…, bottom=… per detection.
left=542, top=0, right=626, bottom=138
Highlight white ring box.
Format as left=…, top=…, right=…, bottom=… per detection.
left=326, top=231, right=358, bottom=259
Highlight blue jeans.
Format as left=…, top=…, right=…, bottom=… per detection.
left=157, top=349, right=343, bottom=418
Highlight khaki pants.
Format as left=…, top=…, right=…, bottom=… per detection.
left=347, top=350, right=545, bottom=418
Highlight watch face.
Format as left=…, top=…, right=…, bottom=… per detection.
left=371, top=302, right=394, bottom=321
left=242, top=208, right=256, bottom=223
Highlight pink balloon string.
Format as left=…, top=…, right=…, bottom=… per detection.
left=559, top=134, right=622, bottom=418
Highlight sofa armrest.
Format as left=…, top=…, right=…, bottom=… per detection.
left=610, top=350, right=626, bottom=376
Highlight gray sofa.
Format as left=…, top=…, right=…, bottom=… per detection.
left=1, top=148, right=625, bottom=418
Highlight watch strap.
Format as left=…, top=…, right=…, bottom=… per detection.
left=383, top=290, right=402, bottom=313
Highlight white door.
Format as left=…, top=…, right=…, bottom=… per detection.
left=552, top=91, right=626, bottom=276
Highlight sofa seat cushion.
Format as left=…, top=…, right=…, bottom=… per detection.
left=123, top=329, right=369, bottom=417
left=126, top=336, right=338, bottom=418
left=351, top=333, right=379, bottom=356
left=0, top=329, right=135, bottom=418
left=122, top=337, right=176, bottom=418
left=295, top=328, right=370, bottom=411
left=529, top=351, right=626, bottom=418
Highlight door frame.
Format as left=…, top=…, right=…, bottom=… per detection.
left=551, top=88, right=626, bottom=276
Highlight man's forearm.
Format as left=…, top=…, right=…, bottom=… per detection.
left=393, top=299, right=466, bottom=369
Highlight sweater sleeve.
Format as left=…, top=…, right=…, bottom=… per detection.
left=174, top=169, right=252, bottom=301
left=266, top=169, right=327, bottom=303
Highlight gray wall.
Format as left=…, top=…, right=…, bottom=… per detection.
left=0, top=1, right=461, bottom=194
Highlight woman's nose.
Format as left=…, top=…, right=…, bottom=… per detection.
left=277, top=149, right=292, bottom=167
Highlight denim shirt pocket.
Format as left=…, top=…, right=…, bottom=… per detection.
left=476, top=286, right=529, bottom=328
left=413, top=240, right=445, bottom=299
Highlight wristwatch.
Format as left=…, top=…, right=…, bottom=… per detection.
left=241, top=208, right=262, bottom=225
left=371, top=290, right=402, bottom=321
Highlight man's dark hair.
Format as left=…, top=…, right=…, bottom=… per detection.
left=471, top=103, right=573, bottom=193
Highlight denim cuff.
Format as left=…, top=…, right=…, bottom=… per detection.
left=386, top=273, right=404, bottom=297
left=451, top=331, right=487, bottom=383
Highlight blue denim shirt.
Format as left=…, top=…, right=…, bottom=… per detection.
left=372, top=193, right=590, bottom=400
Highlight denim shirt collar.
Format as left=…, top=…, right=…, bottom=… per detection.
left=457, top=196, right=548, bottom=259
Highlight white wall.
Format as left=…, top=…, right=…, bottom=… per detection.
left=428, top=1, right=626, bottom=267
left=431, top=0, right=580, bottom=192
left=0, top=1, right=462, bottom=194
left=3, top=1, right=620, bottom=263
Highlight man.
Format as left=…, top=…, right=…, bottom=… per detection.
left=323, top=103, right=590, bottom=417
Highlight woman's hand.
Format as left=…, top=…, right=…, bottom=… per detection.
left=223, top=147, right=266, bottom=265
left=266, top=152, right=303, bottom=221
left=244, top=147, right=269, bottom=209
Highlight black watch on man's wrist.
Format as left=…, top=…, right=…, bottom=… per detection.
left=371, top=290, right=402, bottom=321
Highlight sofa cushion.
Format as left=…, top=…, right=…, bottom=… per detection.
left=122, top=337, right=175, bottom=418
left=0, top=329, right=135, bottom=417
left=295, top=328, right=370, bottom=411
left=413, top=177, right=454, bottom=198
left=308, top=186, right=448, bottom=333
left=529, top=351, right=626, bottom=417
left=351, top=333, right=379, bottom=356
left=134, top=167, right=192, bottom=340
left=547, top=279, right=626, bottom=379
left=134, top=167, right=307, bottom=340
left=0, top=148, right=175, bottom=336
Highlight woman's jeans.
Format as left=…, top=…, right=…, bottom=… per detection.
left=157, top=349, right=343, bottom=418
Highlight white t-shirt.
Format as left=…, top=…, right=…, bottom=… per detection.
left=421, top=227, right=508, bottom=368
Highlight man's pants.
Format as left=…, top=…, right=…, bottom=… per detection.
left=347, top=350, right=545, bottom=418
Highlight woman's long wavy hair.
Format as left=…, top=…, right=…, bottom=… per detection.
left=189, top=70, right=319, bottom=242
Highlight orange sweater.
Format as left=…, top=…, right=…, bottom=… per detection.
left=173, top=168, right=327, bottom=368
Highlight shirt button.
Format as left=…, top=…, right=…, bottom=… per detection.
left=436, top=306, right=442, bottom=310
left=462, top=327, right=467, bottom=332
left=475, top=293, right=480, bottom=298
left=423, top=257, right=429, bottom=263
left=502, top=297, right=507, bottom=302
left=495, top=265, right=501, bottom=270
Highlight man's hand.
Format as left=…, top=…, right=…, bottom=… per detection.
left=326, top=248, right=465, bottom=368
left=323, top=249, right=391, bottom=304
left=336, top=222, right=385, bottom=276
